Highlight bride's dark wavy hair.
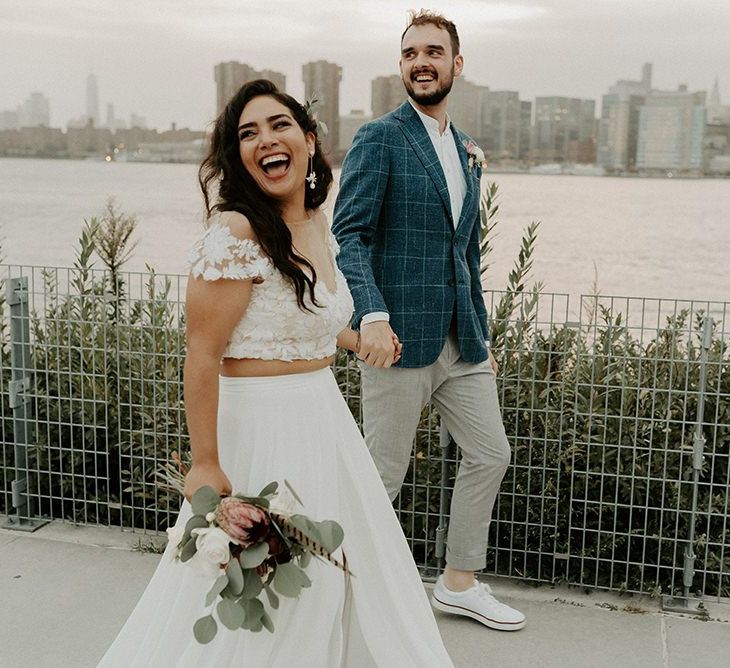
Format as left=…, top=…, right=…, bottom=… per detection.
left=198, top=79, right=333, bottom=310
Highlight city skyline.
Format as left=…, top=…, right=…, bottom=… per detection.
left=3, top=0, right=729, bottom=129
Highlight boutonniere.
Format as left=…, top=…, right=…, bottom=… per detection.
left=463, top=140, right=487, bottom=173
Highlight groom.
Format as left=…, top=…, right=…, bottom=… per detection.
left=333, top=11, right=525, bottom=630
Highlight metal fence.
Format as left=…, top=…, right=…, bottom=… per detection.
left=1, top=264, right=728, bottom=609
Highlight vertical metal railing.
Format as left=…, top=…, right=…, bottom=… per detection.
left=664, top=316, right=714, bottom=615
left=3, top=276, right=46, bottom=530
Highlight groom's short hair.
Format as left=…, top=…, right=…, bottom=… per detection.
left=401, top=10, right=460, bottom=57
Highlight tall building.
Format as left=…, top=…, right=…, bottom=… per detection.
left=532, top=96, right=596, bottom=163
left=302, top=60, right=342, bottom=156
left=18, top=92, right=50, bottom=127
left=371, top=75, right=405, bottom=119
left=447, top=78, right=483, bottom=140
left=214, top=62, right=286, bottom=115
left=636, top=87, right=705, bottom=174
left=707, top=77, right=730, bottom=123
left=598, top=63, right=652, bottom=172
left=480, top=91, right=531, bottom=162
left=339, top=109, right=371, bottom=152
left=86, top=74, right=100, bottom=127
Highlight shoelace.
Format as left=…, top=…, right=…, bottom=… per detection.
left=475, top=582, right=512, bottom=611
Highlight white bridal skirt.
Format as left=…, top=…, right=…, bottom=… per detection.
left=97, top=368, right=454, bottom=668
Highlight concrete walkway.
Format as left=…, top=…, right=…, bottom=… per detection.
left=1, top=520, right=728, bottom=668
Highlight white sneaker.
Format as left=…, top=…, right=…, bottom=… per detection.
left=431, top=576, right=526, bottom=631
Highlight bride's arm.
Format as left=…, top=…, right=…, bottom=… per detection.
left=183, top=275, right=254, bottom=500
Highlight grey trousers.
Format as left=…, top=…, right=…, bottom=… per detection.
left=358, top=333, right=511, bottom=571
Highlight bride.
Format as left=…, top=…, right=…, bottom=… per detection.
left=97, top=79, right=455, bottom=667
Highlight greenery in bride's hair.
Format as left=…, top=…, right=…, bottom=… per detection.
left=167, top=481, right=347, bottom=643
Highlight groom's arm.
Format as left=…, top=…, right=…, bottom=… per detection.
left=332, top=121, right=390, bottom=327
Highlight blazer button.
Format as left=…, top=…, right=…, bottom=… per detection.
left=448, top=278, right=455, bottom=287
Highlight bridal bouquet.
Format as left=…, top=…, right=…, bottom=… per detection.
left=166, top=479, right=349, bottom=644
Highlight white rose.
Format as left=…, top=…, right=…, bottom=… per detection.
left=192, top=526, right=231, bottom=565
left=269, top=488, right=297, bottom=517
left=474, top=146, right=486, bottom=164
left=166, top=522, right=185, bottom=547
left=165, top=523, right=186, bottom=562
left=188, top=527, right=231, bottom=580
left=188, top=551, right=225, bottom=580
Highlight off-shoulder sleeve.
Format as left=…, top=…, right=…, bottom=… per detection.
left=186, top=222, right=272, bottom=281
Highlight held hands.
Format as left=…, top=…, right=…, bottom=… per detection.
left=183, top=462, right=232, bottom=502
left=358, top=321, right=402, bottom=368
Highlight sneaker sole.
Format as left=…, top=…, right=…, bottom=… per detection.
left=431, top=593, right=526, bottom=631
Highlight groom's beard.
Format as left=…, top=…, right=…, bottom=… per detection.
left=403, top=64, right=455, bottom=106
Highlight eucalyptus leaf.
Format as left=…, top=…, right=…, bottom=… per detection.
left=226, top=558, right=244, bottom=596
left=272, top=562, right=312, bottom=598
left=316, top=520, right=344, bottom=553
left=191, top=486, right=221, bottom=516
left=193, top=615, right=217, bottom=644
left=205, top=574, right=229, bottom=607
left=239, top=542, right=269, bottom=569
left=261, top=610, right=275, bottom=633
left=264, top=585, right=280, bottom=610
left=288, top=514, right=322, bottom=545
left=240, top=598, right=265, bottom=631
left=299, top=551, right=312, bottom=569
left=182, top=515, right=208, bottom=545
left=217, top=598, right=247, bottom=630
left=232, top=494, right=270, bottom=509
left=258, top=481, right=279, bottom=497
left=179, top=536, right=197, bottom=563
left=241, top=567, right=264, bottom=600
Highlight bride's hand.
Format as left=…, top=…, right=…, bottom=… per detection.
left=183, top=462, right=232, bottom=502
left=392, top=335, right=403, bottom=363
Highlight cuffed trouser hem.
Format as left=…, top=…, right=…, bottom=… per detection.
left=445, top=549, right=487, bottom=572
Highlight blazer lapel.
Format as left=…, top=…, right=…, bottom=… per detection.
left=453, top=127, right=478, bottom=236
left=394, top=102, right=452, bottom=222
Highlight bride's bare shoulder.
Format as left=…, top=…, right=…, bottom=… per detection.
left=207, top=210, right=256, bottom=241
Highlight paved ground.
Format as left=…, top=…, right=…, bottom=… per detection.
left=1, top=520, right=728, bottom=668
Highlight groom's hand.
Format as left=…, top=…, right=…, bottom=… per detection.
left=359, top=321, right=399, bottom=368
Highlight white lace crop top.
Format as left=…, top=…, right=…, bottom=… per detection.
left=186, top=213, right=354, bottom=361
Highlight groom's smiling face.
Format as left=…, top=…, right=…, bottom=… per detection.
left=400, top=23, right=463, bottom=107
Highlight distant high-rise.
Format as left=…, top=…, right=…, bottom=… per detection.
left=339, top=109, right=371, bottom=152
left=371, top=75, right=405, bottom=119
left=447, top=78, right=484, bottom=140
left=19, top=92, right=50, bottom=127
left=214, top=62, right=286, bottom=115
left=598, top=63, right=652, bottom=172
left=302, top=60, right=342, bottom=156
left=532, top=96, right=596, bottom=163
left=480, top=91, right=531, bottom=162
left=86, top=74, right=100, bottom=127
left=636, top=87, right=705, bottom=174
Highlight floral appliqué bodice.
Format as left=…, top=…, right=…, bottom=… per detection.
left=186, top=214, right=354, bottom=361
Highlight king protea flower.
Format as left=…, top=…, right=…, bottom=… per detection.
left=215, top=497, right=270, bottom=547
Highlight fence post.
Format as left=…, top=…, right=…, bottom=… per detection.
left=663, top=315, right=713, bottom=617
left=3, top=276, right=46, bottom=531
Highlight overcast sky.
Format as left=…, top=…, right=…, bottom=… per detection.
left=3, top=0, right=729, bottom=130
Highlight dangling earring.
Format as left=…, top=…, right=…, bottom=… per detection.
left=306, top=153, right=317, bottom=190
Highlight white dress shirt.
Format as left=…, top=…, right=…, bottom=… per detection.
left=361, top=101, right=468, bottom=327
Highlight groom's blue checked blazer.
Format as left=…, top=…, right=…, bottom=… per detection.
left=332, top=100, right=490, bottom=369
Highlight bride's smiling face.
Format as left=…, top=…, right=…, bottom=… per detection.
left=237, top=95, right=315, bottom=204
